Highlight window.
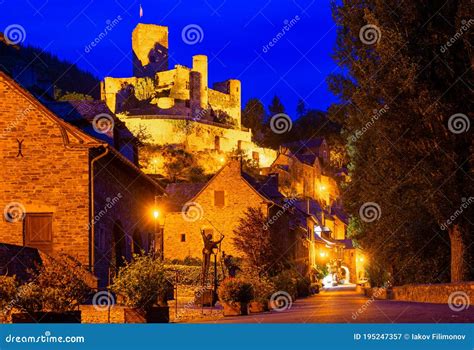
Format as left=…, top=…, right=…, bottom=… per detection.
left=186, top=81, right=190, bottom=89
left=214, top=190, right=225, bottom=207
left=237, top=140, right=242, bottom=150
left=24, top=213, right=53, bottom=253
left=214, top=136, right=220, bottom=151
left=180, top=233, right=186, bottom=242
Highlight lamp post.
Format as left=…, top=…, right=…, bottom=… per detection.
left=153, top=195, right=162, bottom=260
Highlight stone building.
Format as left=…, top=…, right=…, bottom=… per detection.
left=0, top=72, right=164, bottom=288
left=101, top=23, right=276, bottom=173
left=162, top=160, right=296, bottom=263
left=264, top=137, right=366, bottom=284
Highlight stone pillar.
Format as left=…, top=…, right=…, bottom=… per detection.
left=192, top=55, right=208, bottom=109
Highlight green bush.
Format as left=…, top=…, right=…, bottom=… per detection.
left=239, top=271, right=275, bottom=303
left=218, top=278, right=254, bottom=304
left=0, top=275, right=18, bottom=314
left=271, top=270, right=298, bottom=298
left=111, top=254, right=171, bottom=310
left=14, top=254, right=90, bottom=313
left=296, top=276, right=311, bottom=297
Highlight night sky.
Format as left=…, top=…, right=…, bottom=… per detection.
left=0, top=0, right=340, bottom=116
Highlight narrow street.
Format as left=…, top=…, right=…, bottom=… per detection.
left=205, top=286, right=474, bottom=323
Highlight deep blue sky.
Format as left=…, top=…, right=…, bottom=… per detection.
left=0, top=0, right=340, bottom=116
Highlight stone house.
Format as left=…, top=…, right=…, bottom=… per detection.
left=162, top=160, right=296, bottom=265
left=0, top=72, right=164, bottom=288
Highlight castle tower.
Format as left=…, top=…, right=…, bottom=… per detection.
left=132, top=23, right=169, bottom=78
left=192, top=55, right=208, bottom=109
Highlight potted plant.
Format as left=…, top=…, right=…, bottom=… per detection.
left=11, top=254, right=89, bottom=323
left=111, top=254, right=171, bottom=323
left=247, top=276, right=275, bottom=313
left=218, top=278, right=253, bottom=316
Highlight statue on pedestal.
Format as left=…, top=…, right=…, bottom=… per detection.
left=201, top=230, right=224, bottom=286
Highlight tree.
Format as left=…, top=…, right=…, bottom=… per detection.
left=329, top=0, right=473, bottom=283
left=268, top=95, right=285, bottom=117
left=296, top=99, right=307, bottom=117
left=233, top=207, right=286, bottom=277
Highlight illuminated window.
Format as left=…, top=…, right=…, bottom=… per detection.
left=214, top=190, right=225, bottom=207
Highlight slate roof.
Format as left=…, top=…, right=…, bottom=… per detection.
left=165, top=183, right=207, bottom=211
left=44, top=100, right=135, bottom=146
left=241, top=172, right=285, bottom=202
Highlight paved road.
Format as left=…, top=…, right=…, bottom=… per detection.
left=206, top=286, right=474, bottom=323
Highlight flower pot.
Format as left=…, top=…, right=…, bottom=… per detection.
left=249, top=301, right=268, bottom=313
left=222, top=302, right=249, bottom=316
left=12, top=311, right=81, bottom=323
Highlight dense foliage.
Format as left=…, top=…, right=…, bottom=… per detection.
left=14, top=254, right=90, bottom=313
left=217, top=278, right=254, bottom=303
left=328, top=0, right=473, bottom=284
left=111, top=254, right=171, bottom=310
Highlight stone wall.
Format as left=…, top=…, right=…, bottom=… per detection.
left=80, top=305, right=146, bottom=323
left=392, top=282, right=474, bottom=304
left=0, top=74, right=91, bottom=265
left=121, top=116, right=277, bottom=172
left=363, top=282, right=474, bottom=304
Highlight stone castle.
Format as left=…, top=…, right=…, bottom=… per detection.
left=101, top=23, right=276, bottom=173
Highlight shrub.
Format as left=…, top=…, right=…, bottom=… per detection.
left=111, top=254, right=171, bottom=311
left=218, top=278, right=254, bottom=304
left=296, top=276, right=311, bottom=297
left=271, top=270, right=298, bottom=298
left=0, top=275, right=18, bottom=315
left=239, top=271, right=275, bottom=303
left=14, top=254, right=90, bottom=313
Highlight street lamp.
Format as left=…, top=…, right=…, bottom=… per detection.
left=152, top=195, right=163, bottom=260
